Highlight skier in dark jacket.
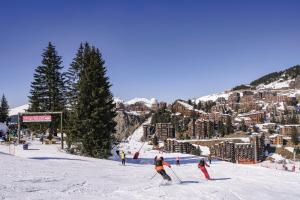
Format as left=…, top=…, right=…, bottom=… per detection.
left=155, top=157, right=172, bottom=181
left=154, top=156, right=157, bottom=165
left=198, top=158, right=211, bottom=180
left=208, top=154, right=212, bottom=164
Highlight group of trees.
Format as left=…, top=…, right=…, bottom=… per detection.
left=0, top=94, right=9, bottom=123
left=28, top=42, right=116, bottom=158
left=250, top=65, right=300, bottom=86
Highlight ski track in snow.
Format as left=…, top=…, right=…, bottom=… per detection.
left=1, top=119, right=300, bottom=200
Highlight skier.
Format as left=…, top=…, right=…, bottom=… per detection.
left=198, top=158, right=211, bottom=180
left=154, top=155, right=157, bottom=165
left=155, top=157, right=172, bottom=181
left=116, top=147, right=120, bottom=156
left=208, top=154, right=212, bottom=164
left=120, top=151, right=126, bottom=165
left=176, top=156, right=180, bottom=166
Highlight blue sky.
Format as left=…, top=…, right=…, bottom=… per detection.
left=1, top=0, right=300, bottom=107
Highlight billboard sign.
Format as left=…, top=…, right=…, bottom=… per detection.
left=22, top=115, right=52, bottom=123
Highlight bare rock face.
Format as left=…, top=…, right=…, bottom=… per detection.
left=295, top=75, right=300, bottom=89
left=114, top=111, right=146, bottom=142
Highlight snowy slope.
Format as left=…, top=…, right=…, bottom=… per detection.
left=8, top=104, right=30, bottom=116
left=1, top=122, right=300, bottom=200
left=256, top=79, right=293, bottom=90
left=194, top=92, right=231, bottom=103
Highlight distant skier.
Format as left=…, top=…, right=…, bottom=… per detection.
left=208, top=154, right=212, bottom=164
left=155, top=157, right=172, bottom=181
left=120, top=151, right=126, bottom=165
left=116, top=148, right=120, bottom=156
left=176, top=156, right=180, bottom=166
left=198, top=158, right=211, bottom=180
left=154, top=156, right=157, bottom=165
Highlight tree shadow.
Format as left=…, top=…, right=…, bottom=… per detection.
left=210, top=178, right=231, bottom=181
left=180, top=180, right=200, bottom=184
left=26, top=148, right=40, bottom=150
left=29, top=157, right=88, bottom=161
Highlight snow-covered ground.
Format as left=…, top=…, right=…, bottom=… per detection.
left=256, top=79, right=293, bottom=90
left=1, top=121, right=300, bottom=200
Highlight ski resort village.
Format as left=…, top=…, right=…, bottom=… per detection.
left=1, top=65, right=300, bottom=199
left=1, top=1, right=300, bottom=200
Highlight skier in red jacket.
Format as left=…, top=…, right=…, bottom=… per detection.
left=198, top=158, right=211, bottom=180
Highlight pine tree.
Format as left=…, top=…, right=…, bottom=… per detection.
left=74, top=43, right=116, bottom=158
left=0, top=94, right=9, bottom=123
left=28, top=42, right=66, bottom=135
left=65, top=43, right=84, bottom=110
left=65, top=44, right=85, bottom=148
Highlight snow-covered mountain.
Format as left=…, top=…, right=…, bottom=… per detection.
left=8, top=104, right=30, bottom=116
left=125, top=97, right=158, bottom=108
left=113, top=97, right=125, bottom=104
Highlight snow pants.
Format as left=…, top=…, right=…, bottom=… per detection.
left=121, top=159, right=125, bottom=165
left=199, top=166, right=210, bottom=180
left=157, top=169, right=172, bottom=181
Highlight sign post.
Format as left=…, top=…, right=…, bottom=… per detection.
left=18, top=111, right=64, bottom=149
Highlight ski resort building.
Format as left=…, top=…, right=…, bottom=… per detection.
left=155, top=123, right=175, bottom=141
left=164, top=139, right=196, bottom=154
left=209, top=133, right=265, bottom=164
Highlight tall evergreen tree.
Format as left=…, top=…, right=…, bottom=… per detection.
left=28, top=42, right=65, bottom=134
left=73, top=43, right=116, bottom=158
left=65, top=43, right=85, bottom=147
left=0, top=94, right=9, bottom=123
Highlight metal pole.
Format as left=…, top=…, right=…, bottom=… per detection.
left=61, top=112, right=63, bottom=149
left=17, top=113, right=21, bottom=144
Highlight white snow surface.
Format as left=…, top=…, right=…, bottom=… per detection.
left=8, top=104, right=30, bottom=116
left=1, top=121, right=300, bottom=199
left=257, top=79, right=293, bottom=90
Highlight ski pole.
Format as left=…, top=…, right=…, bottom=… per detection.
left=170, top=168, right=182, bottom=182
left=149, top=172, right=158, bottom=180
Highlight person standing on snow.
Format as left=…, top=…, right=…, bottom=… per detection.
left=208, top=154, right=212, bottom=164
left=155, top=157, right=172, bottom=181
left=198, top=158, right=211, bottom=180
left=176, top=156, right=180, bottom=166
left=120, top=151, right=126, bottom=165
